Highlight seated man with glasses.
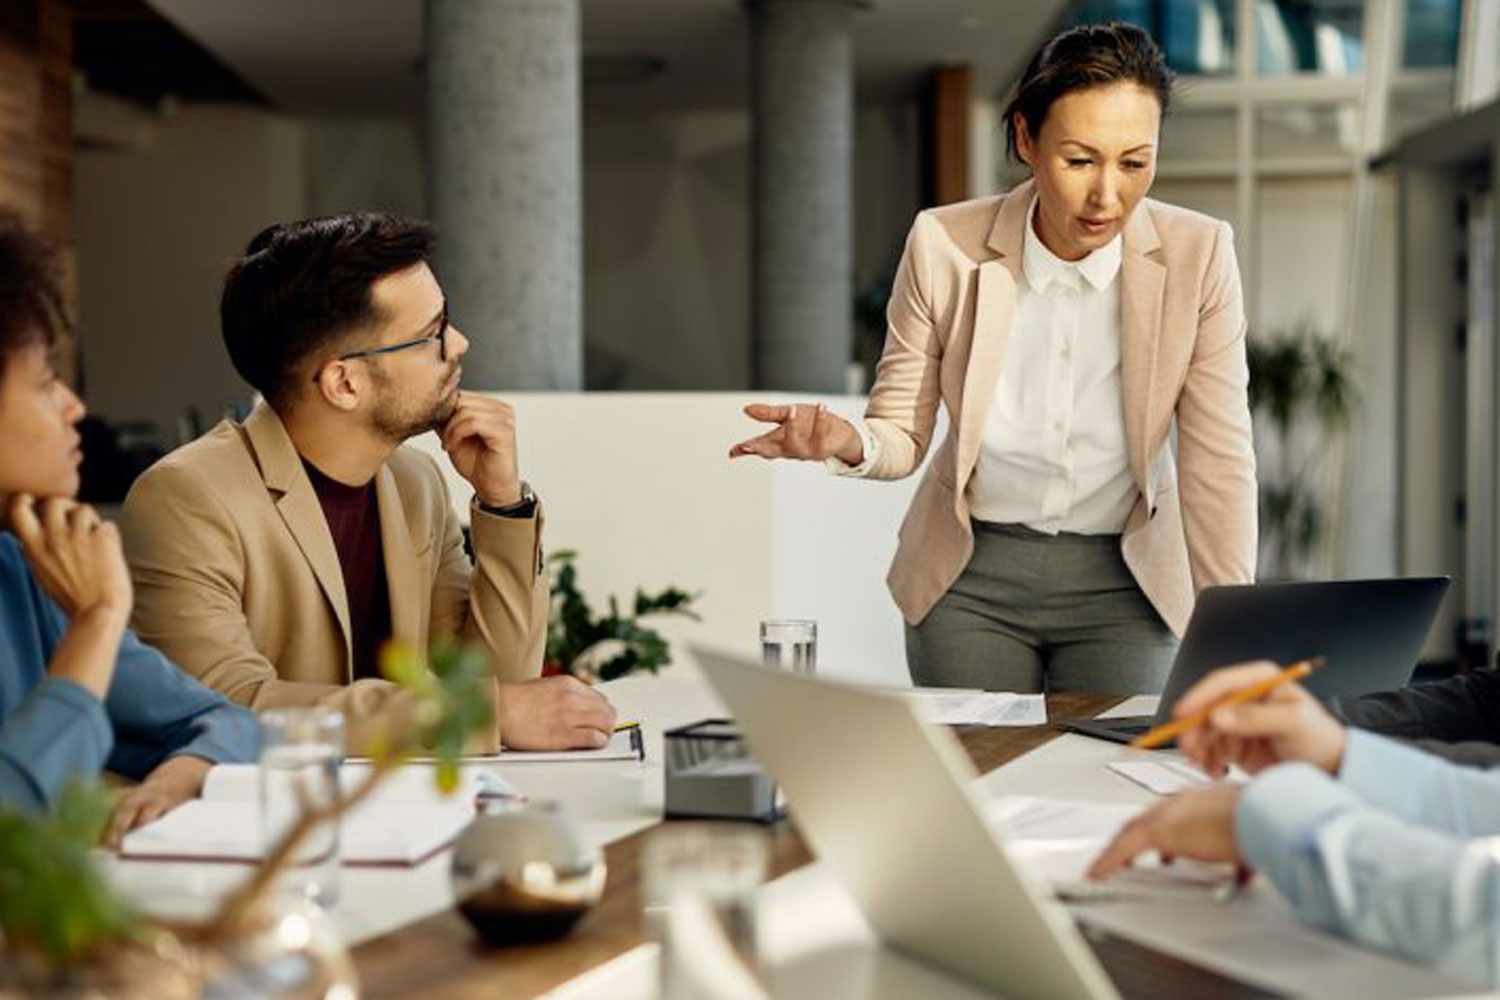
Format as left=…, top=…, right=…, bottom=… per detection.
left=120, top=213, right=615, bottom=753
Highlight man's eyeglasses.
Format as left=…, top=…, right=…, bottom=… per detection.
left=328, top=302, right=449, bottom=372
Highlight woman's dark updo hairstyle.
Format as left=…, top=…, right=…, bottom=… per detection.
left=1003, top=21, right=1175, bottom=161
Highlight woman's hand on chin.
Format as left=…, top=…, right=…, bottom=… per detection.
left=8, top=493, right=132, bottom=624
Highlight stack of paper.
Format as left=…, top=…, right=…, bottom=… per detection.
left=899, top=688, right=1048, bottom=727
left=1107, top=758, right=1248, bottom=796
left=119, top=763, right=516, bottom=865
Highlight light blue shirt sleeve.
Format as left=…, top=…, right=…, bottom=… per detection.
left=1338, top=727, right=1500, bottom=834
left=1238, top=738, right=1500, bottom=986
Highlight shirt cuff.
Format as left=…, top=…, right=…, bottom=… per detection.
left=824, top=418, right=880, bottom=478
left=1337, top=726, right=1442, bottom=817
left=1236, top=762, right=1362, bottom=879
left=472, top=490, right=537, bottom=520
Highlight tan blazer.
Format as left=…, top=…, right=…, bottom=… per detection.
left=869, top=180, right=1257, bottom=636
left=120, top=403, right=548, bottom=752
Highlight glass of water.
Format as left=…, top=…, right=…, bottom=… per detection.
left=259, top=707, right=345, bottom=908
left=641, top=824, right=769, bottom=1000
left=761, top=619, right=817, bottom=675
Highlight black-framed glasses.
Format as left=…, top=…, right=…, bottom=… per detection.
left=329, top=302, right=448, bottom=370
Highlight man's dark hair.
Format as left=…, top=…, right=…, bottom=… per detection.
left=0, top=211, right=67, bottom=380
left=220, top=212, right=436, bottom=409
left=1003, top=21, right=1175, bottom=161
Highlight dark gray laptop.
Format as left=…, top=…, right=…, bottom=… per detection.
left=1058, top=577, right=1450, bottom=745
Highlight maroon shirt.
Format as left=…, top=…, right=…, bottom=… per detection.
left=302, top=460, right=392, bottom=682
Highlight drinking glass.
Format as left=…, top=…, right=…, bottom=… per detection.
left=760, top=619, right=817, bottom=675
left=641, top=824, right=769, bottom=1000
left=259, top=707, right=345, bottom=908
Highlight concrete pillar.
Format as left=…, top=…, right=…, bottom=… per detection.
left=748, top=0, right=861, bottom=392
left=425, top=0, right=581, bottom=390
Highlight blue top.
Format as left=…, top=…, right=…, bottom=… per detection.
left=1239, top=727, right=1500, bottom=986
left=0, top=534, right=259, bottom=813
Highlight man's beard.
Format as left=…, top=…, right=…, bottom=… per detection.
left=369, top=368, right=459, bottom=442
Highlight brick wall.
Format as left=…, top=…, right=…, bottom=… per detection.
left=0, top=0, right=75, bottom=376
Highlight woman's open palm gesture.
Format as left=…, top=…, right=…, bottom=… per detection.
left=728, top=403, right=864, bottom=465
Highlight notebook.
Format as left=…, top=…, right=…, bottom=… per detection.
left=349, top=726, right=645, bottom=764
left=118, top=763, right=516, bottom=866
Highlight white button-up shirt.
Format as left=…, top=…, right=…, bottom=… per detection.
left=839, top=199, right=1139, bottom=535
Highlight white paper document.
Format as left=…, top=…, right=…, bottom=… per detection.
left=985, top=794, right=1234, bottom=900
left=1107, top=758, right=1248, bottom=796
left=901, top=689, right=1048, bottom=727
left=119, top=763, right=514, bottom=865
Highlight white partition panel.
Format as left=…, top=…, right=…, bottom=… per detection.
left=407, top=393, right=942, bottom=687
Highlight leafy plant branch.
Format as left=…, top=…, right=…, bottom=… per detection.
left=546, top=550, right=700, bottom=681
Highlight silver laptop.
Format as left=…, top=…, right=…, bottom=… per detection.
left=694, top=645, right=1122, bottom=1000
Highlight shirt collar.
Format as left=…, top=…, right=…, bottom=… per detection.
left=1021, top=196, right=1122, bottom=293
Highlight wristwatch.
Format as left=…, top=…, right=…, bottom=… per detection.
left=476, top=480, right=537, bottom=519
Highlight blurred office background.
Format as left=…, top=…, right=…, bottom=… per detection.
left=1, top=0, right=1497, bottom=678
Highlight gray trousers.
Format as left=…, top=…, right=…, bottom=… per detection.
left=906, top=521, right=1177, bottom=694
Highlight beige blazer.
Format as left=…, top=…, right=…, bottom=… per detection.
left=120, top=403, right=548, bottom=752
left=869, top=180, right=1257, bottom=636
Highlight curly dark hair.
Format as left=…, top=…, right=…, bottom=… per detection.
left=1003, top=21, right=1175, bottom=161
left=0, top=211, right=68, bottom=379
left=220, top=212, right=436, bottom=410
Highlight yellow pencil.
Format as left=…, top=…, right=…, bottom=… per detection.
left=1130, top=656, right=1326, bottom=750
left=612, top=720, right=640, bottom=733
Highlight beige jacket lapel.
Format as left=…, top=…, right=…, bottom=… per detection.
left=244, top=403, right=353, bottom=671
left=955, top=179, right=1029, bottom=493
left=1119, top=205, right=1166, bottom=495
left=375, top=466, right=424, bottom=647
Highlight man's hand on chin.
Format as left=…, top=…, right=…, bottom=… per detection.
left=440, top=393, right=523, bottom=508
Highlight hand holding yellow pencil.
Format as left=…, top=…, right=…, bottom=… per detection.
left=1131, top=656, right=1327, bottom=751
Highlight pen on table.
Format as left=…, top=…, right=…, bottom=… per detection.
left=1129, top=656, right=1327, bottom=751
left=610, top=720, right=646, bottom=759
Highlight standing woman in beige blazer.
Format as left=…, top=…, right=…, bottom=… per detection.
left=731, top=22, right=1256, bottom=694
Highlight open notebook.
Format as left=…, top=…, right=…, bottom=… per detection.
left=349, top=726, right=645, bottom=764
left=119, top=763, right=516, bottom=866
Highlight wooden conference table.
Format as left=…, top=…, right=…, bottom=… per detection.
left=349, top=690, right=1280, bottom=1000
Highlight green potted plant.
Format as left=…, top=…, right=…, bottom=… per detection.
left=0, top=641, right=495, bottom=999
left=1246, top=327, right=1357, bottom=580
left=546, top=550, right=701, bottom=680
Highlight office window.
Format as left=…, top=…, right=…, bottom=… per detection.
left=1257, top=0, right=1364, bottom=75
left=1386, top=77, right=1456, bottom=143
left=1402, top=0, right=1461, bottom=69
left=1150, top=177, right=1239, bottom=233
left=1256, top=104, right=1360, bottom=159
left=1255, top=175, right=1351, bottom=334
left=1070, top=0, right=1236, bottom=75
left=1163, top=106, right=1238, bottom=161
